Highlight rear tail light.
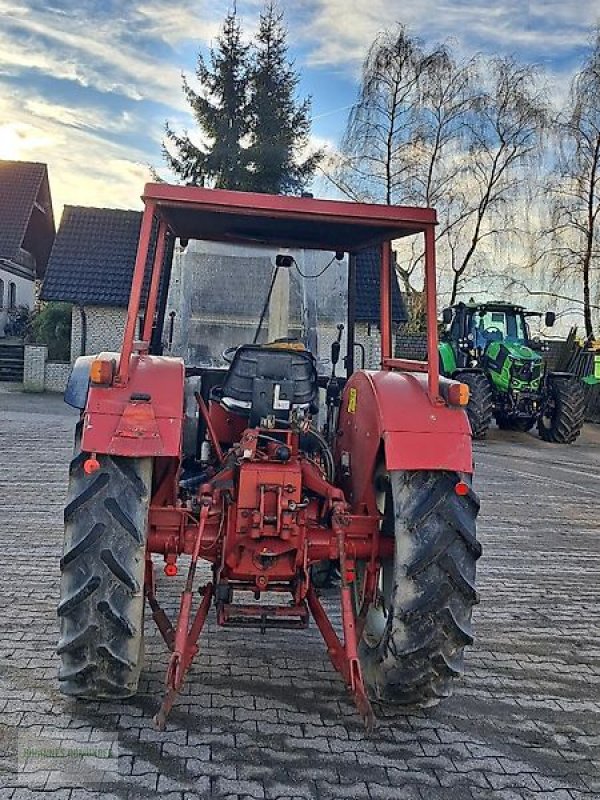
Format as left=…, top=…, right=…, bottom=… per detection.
left=83, top=456, right=100, bottom=474
left=90, top=357, right=115, bottom=386
left=447, top=382, right=470, bottom=406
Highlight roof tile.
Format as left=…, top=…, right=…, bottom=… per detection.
left=41, top=206, right=407, bottom=324
left=355, top=248, right=407, bottom=324
left=0, top=160, right=54, bottom=266
left=42, top=207, right=143, bottom=306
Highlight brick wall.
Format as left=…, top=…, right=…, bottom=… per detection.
left=543, top=340, right=565, bottom=372
left=316, top=323, right=381, bottom=371
left=24, top=345, right=71, bottom=392
left=320, top=324, right=418, bottom=371
left=356, top=323, right=382, bottom=369
left=23, top=345, right=46, bottom=391
left=71, top=305, right=128, bottom=361
left=395, top=331, right=427, bottom=361
left=45, top=362, right=71, bottom=392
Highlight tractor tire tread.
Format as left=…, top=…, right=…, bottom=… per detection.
left=60, top=523, right=106, bottom=569
left=459, top=372, right=493, bottom=440
left=63, top=472, right=110, bottom=521
left=360, top=470, right=480, bottom=709
left=100, top=548, right=140, bottom=593
left=58, top=440, right=150, bottom=700
left=538, top=376, right=586, bottom=444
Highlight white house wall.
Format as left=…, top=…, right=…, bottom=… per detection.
left=0, top=266, right=34, bottom=310
left=70, top=305, right=127, bottom=362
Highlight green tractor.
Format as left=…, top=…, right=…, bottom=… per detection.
left=439, top=301, right=586, bottom=442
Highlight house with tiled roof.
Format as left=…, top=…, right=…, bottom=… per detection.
left=41, top=206, right=173, bottom=360
left=41, top=205, right=407, bottom=368
left=0, top=160, right=55, bottom=336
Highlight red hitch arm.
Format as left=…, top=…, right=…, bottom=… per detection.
left=153, top=501, right=214, bottom=730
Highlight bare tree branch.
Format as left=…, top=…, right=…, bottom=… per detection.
left=546, top=28, right=600, bottom=337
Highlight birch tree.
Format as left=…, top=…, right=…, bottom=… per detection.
left=547, top=31, right=600, bottom=337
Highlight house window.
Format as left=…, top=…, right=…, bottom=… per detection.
left=0, top=279, right=3, bottom=309
left=8, top=282, right=16, bottom=309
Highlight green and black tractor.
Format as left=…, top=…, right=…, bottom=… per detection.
left=439, top=301, right=586, bottom=442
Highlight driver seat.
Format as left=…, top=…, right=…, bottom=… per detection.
left=218, top=344, right=318, bottom=426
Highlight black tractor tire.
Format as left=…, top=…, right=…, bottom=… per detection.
left=458, top=372, right=494, bottom=440
left=357, top=470, right=481, bottom=709
left=537, top=375, right=585, bottom=444
left=496, top=414, right=535, bottom=432
left=57, top=425, right=152, bottom=699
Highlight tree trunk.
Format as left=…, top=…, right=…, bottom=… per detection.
left=582, top=250, right=593, bottom=338
left=450, top=269, right=461, bottom=305
left=583, top=134, right=600, bottom=339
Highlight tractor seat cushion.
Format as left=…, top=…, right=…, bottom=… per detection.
left=219, top=345, right=318, bottom=421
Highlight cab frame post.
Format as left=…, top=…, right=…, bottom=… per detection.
left=116, top=202, right=156, bottom=384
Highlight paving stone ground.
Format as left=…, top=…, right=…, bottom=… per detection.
left=0, top=388, right=599, bottom=800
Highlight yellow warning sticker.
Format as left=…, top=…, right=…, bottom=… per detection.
left=347, top=387, right=357, bottom=413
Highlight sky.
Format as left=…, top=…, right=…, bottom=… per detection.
left=1, top=0, right=599, bottom=217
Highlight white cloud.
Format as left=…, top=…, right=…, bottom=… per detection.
left=0, top=0, right=597, bottom=222
left=133, top=1, right=221, bottom=47
left=0, top=1, right=241, bottom=216
left=23, top=98, right=134, bottom=134
left=0, top=1, right=219, bottom=106
left=295, top=0, right=599, bottom=74
left=0, top=90, right=153, bottom=215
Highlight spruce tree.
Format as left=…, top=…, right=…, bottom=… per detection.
left=163, top=9, right=250, bottom=188
left=246, top=3, right=322, bottom=194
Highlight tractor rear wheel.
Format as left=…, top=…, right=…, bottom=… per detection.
left=459, top=372, right=493, bottom=440
left=355, top=470, right=481, bottom=709
left=537, top=375, right=585, bottom=444
left=57, top=425, right=152, bottom=699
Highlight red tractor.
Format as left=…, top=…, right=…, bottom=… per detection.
left=58, top=185, right=480, bottom=729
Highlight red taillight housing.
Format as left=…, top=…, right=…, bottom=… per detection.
left=83, top=456, right=100, bottom=475
left=455, top=480, right=470, bottom=496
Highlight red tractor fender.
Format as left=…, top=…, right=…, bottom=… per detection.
left=81, top=353, right=185, bottom=457
left=335, top=370, right=473, bottom=510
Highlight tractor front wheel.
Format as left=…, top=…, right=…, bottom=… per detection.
left=355, top=470, right=481, bottom=709
left=537, top=376, right=585, bottom=444
left=459, top=372, right=493, bottom=440
left=57, top=427, right=152, bottom=699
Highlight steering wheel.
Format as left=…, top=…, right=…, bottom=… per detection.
left=483, top=326, right=503, bottom=338
left=222, top=346, right=239, bottom=364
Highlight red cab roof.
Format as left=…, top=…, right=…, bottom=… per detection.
left=143, top=184, right=436, bottom=252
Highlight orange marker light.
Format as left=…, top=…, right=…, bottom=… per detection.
left=455, top=481, right=469, bottom=496
left=90, top=358, right=114, bottom=386
left=164, top=563, right=178, bottom=577
left=83, top=457, right=100, bottom=474
left=447, top=382, right=470, bottom=406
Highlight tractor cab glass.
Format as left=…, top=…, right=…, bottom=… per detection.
left=168, top=241, right=348, bottom=377
left=469, top=309, right=528, bottom=348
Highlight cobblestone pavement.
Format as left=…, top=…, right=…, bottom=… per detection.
left=0, top=389, right=599, bottom=800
